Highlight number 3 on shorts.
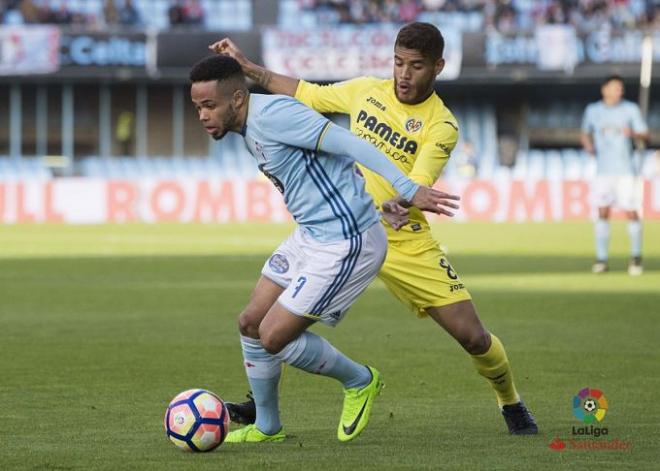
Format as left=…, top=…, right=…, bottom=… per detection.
left=292, top=276, right=307, bottom=298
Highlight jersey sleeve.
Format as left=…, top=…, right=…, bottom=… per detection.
left=295, top=77, right=375, bottom=114
left=629, top=104, right=648, bottom=133
left=319, top=123, right=418, bottom=201
left=408, top=119, right=458, bottom=186
left=256, top=97, right=333, bottom=151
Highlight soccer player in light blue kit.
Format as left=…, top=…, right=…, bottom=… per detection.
left=189, top=55, right=459, bottom=442
left=581, top=75, right=649, bottom=275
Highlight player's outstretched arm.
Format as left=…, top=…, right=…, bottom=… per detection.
left=319, top=124, right=460, bottom=216
left=209, top=38, right=299, bottom=97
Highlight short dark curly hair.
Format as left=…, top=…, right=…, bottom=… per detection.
left=602, top=74, right=624, bottom=86
left=189, top=55, right=245, bottom=84
left=395, top=22, right=444, bottom=61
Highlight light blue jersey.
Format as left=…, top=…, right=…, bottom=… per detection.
left=581, top=100, right=648, bottom=175
left=242, top=94, right=391, bottom=242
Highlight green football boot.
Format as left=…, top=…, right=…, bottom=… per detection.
left=337, top=366, right=383, bottom=442
left=225, top=424, right=286, bottom=443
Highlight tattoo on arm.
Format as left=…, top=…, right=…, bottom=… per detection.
left=250, top=68, right=273, bottom=88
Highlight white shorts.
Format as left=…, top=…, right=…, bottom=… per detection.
left=592, top=175, right=643, bottom=212
left=261, top=222, right=387, bottom=326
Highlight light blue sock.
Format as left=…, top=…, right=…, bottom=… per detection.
left=276, top=331, right=371, bottom=389
left=240, top=335, right=282, bottom=435
left=627, top=220, right=642, bottom=257
left=594, top=219, right=610, bottom=261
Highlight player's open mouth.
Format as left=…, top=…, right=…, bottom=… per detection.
left=397, top=83, right=411, bottom=94
left=204, top=127, right=218, bottom=134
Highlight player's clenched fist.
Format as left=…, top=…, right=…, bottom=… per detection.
left=209, top=38, right=247, bottom=64
left=410, top=187, right=460, bottom=217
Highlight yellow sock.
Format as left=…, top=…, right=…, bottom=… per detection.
left=471, top=333, right=520, bottom=407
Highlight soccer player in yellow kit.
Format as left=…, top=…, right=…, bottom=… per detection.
left=214, top=22, right=537, bottom=435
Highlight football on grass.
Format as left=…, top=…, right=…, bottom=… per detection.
left=164, top=389, right=229, bottom=452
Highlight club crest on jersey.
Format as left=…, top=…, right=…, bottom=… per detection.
left=268, top=254, right=289, bottom=274
left=405, top=118, right=423, bottom=133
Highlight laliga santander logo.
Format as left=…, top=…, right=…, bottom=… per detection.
left=550, top=387, right=631, bottom=451
left=573, top=387, right=608, bottom=424
left=405, top=118, right=423, bottom=133
left=570, top=387, right=610, bottom=440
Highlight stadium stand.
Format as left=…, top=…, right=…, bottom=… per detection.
left=277, top=0, right=660, bottom=32
left=0, top=0, right=658, bottom=182
left=0, top=0, right=252, bottom=30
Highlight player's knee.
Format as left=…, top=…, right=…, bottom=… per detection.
left=463, top=329, right=491, bottom=355
left=259, top=329, right=286, bottom=355
left=238, top=311, right=261, bottom=338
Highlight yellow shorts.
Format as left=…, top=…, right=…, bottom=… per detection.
left=378, top=237, right=472, bottom=318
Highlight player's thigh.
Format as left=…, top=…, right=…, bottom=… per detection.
left=308, top=222, right=387, bottom=322
left=239, top=276, right=286, bottom=338
left=258, top=301, right=315, bottom=354
left=378, top=238, right=471, bottom=318
left=260, top=233, right=394, bottom=350
left=592, top=176, right=616, bottom=211
left=239, top=232, right=300, bottom=337
left=616, top=176, right=643, bottom=213
left=277, top=222, right=387, bottom=327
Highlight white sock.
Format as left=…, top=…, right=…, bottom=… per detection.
left=594, top=219, right=610, bottom=261
left=627, top=220, right=642, bottom=258
left=240, top=335, right=282, bottom=435
left=276, top=331, right=371, bottom=389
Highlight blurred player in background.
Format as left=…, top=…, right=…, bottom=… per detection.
left=189, top=55, right=458, bottom=443
left=214, top=22, right=538, bottom=435
left=581, top=75, right=649, bottom=275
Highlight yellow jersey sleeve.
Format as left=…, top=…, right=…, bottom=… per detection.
left=408, top=119, right=458, bottom=186
left=295, top=77, right=377, bottom=114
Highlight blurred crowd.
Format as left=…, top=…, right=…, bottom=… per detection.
left=296, top=0, right=660, bottom=31
left=0, top=0, right=206, bottom=27
left=2, top=0, right=660, bottom=31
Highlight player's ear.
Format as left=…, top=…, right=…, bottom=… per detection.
left=232, top=88, right=247, bottom=109
left=434, top=58, right=445, bottom=76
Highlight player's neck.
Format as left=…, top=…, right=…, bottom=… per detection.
left=417, top=89, right=435, bottom=104
left=397, top=88, right=435, bottom=106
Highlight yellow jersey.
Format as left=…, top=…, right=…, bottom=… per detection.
left=295, top=77, right=458, bottom=242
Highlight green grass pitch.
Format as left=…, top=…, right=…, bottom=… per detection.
left=1, top=222, right=659, bottom=470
